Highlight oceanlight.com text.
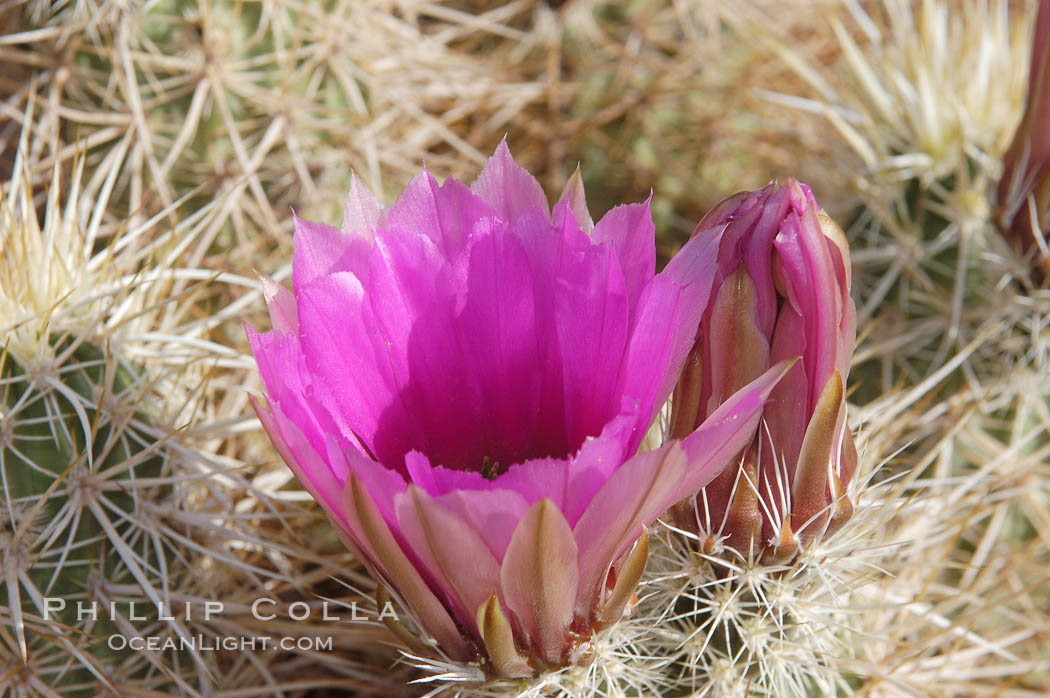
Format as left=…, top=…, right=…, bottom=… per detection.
left=107, top=634, right=334, bottom=652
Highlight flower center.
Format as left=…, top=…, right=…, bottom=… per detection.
left=480, top=456, right=502, bottom=480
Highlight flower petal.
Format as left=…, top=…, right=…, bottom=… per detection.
left=259, top=275, right=297, bottom=333
left=292, top=214, right=371, bottom=291
left=500, top=499, right=578, bottom=665
left=454, top=228, right=542, bottom=466
left=555, top=243, right=629, bottom=449
left=617, top=228, right=722, bottom=451
left=394, top=485, right=501, bottom=634
left=471, top=140, right=549, bottom=223
left=247, top=325, right=345, bottom=471
left=297, top=271, right=425, bottom=468
left=387, top=169, right=496, bottom=261
left=343, top=472, right=471, bottom=660
left=575, top=360, right=787, bottom=613
left=680, top=360, right=792, bottom=482
left=341, top=173, right=385, bottom=240
left=250, top=396, right=345, bottom=518
left=572, top=442, right=687, bottom=615
left=590, top=200, right=656, bottom=312
left=367, top=229, right=487, bottom=469
left=438, top=488, right=530, bottom=560
left=555, top=166, right=593, bottom=234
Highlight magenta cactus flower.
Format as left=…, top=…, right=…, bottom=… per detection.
left=247, top=143, right=786, bottom=677
left=669, top=180, right=857, bottom=562
left=996, top=0, right=1050, bottom=281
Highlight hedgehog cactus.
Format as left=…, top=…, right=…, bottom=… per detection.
left=0, top=146, right=191, bottom=695
left=0, top=339, right=172, bottom=688
left=0, top=119, right=273, bottom=694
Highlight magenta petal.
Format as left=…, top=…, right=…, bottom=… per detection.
left=259, top=276, right=297, bottom=333
left=246, top=325, right=342, bottom=467
left=572, top=443, right=688, bottom=614
left=471, top=140, right=550, bottom=223
left=455, top=229, right=542, bottom=466
left=590, top=200, right=657, bottom=312
left=511, top=204, right=590, bottom=454
left=297, top=272, right=425, bottom=468
left=563, top=425, right=629, bottom=526
left=386, top=170, right=497, bottom=261
left=341, top=174, right=384, bottom=240
left=292, top=214, right=371, bottom=290
left=574, top=362, right=785, bottom=613
left=616, top=228, right=721, bottom=450
left=437, top=488, right=531, bottom=559
left=495, top=457, right=569, bottom=509
left=251, top=396, right=346, bottom=520
left=555, top=243, right=629, bottom=449
left=394, top=486, right=501, bottom=633
left=367, top=229, right=488, bottom=469
left=406, top=452, right=495, bottom=495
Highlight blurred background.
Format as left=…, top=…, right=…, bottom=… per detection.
left=1, top=0, right=1048, bottom=696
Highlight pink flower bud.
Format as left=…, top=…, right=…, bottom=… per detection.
left=670, top=180, right=857, bottom=561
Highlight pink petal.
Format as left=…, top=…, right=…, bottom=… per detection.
left=774, top=182, right=839, bottom=409
left=471, top=140, right=550, bottom=223
left=386, top=169, right=496, bottom=261
left=454, top=229, right=543, bottom=467
left=572, top=443, right=688, bottom=615
left=292, top=214, right=371, bottom=291
left=616, top=228, right=722, bottom=451
left=495, top=457, right=570, bottom=509
left=679, top=360, right=789, bottom=484
left=406, top=452, right=506, bottom=496
left=251, top=396, right=346, bottom=519
left=246, top=325, right=344, bottom=470
left=590, top=199, right=656, bottom=312
left=555, top=167, right=593, bottom=234
left=342, top=472, right=471, bottom=660
left=500, top=499, right=578, bottom=664
left=437, top=488, right=531, bottom=560
left=573, top=361, right=786, bottom=614
left=335, top=439, right=408, bottom=524
left=259, top=275, right=297, bottom=333
left=510, top=204, right=590, bottom=455
left=341, top=173, right=385, bottom=240
left=394, top=485, right=501, bottom=635
left=297, top=272, right=425, bottom=469
left=563, top=422, right=631, bottom=526
left=555, top=243, right=629, bottom=449
left=367, top=229, right=488, bottom=469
